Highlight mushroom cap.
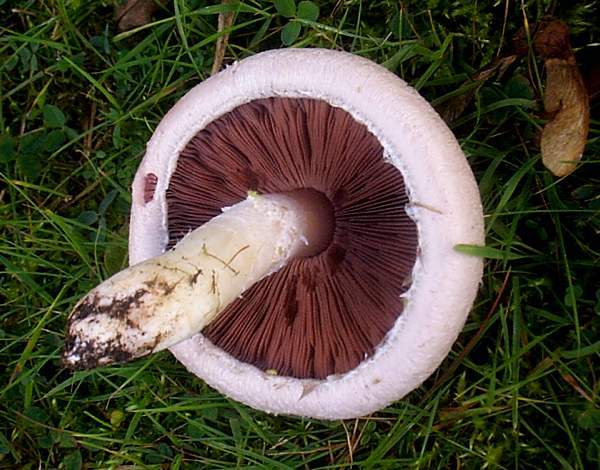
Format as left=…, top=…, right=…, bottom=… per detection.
left=129, top=48, right=484, bottom=420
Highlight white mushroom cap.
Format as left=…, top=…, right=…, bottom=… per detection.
left=129, top=48, right=484, bottom=420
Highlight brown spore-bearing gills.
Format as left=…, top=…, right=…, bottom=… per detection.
left=166, top=97, right=418, bottom=379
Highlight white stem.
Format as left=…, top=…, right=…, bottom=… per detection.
left=63, top=193, right=314, bottom=369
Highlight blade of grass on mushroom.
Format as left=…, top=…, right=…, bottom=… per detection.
left=454, top=244, right=525, bottom=260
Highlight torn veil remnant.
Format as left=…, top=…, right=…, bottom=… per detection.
left=65, top=49, right=484, bottom=420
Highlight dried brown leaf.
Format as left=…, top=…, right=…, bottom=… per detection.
left=211, top=0, right=235, bottom=76
left=512, top=17, right=572, bottom=60
left=437, top=55, right=517, bottom=125
left=533, top=19, right=572, bottom=60
left=512, top=17, right=590, bottom=177
left=115, top=0, right=160, bottom=33
left=541, top=58, right=589, bottom=177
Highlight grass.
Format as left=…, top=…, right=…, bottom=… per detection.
left=1, top=0, right=599, bottom=468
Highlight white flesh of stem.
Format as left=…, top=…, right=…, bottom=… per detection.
left=63, top=194, right=311, bottom=369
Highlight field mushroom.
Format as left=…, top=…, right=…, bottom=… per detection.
left=64, top=49, right=484, bottom=419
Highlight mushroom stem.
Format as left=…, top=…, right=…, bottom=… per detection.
left=63, top=191, right=332, bottom=369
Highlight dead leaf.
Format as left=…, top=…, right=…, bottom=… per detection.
left=532, top=19, right=572, bottom=60
left=540, top=58, right=589, bottom=177
left=512, top=17, right=572, bottom=60
left=437, top=55, right=517, bottom=125
left=513, top=18, right=590, bottom=177
left=211, top=0, right=235, bottom=76
left=561, top=373, right=594, bottom=403
left=115, top=0, right=160, bottom=33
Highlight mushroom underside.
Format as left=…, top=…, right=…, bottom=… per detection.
left=162, top=97, right=418, bottom=380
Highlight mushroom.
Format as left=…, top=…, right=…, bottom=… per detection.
left=64, top=49, right=484, bottom=419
